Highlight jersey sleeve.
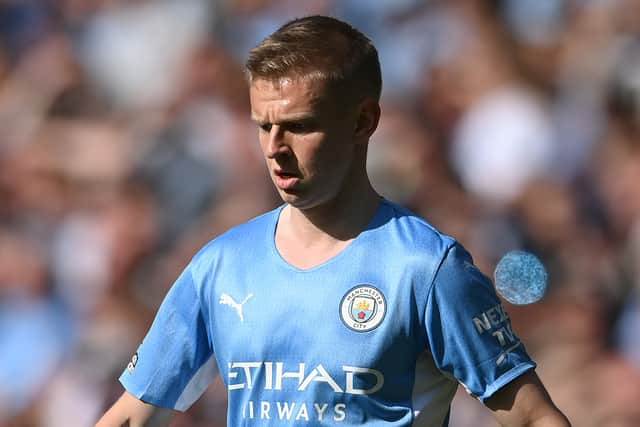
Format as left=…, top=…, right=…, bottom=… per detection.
left=424, top=243, right=535, bottom=401
left=119, top=264, right=218, bottom=411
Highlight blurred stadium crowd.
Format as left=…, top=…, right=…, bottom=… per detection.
left=1, top=0, right=640, bottom=426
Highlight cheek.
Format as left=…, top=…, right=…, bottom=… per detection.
left=257, top=132, right=272, bottom=157
left=291, top=134, right=323, bottom=165
left=310, top=138, right=353, bottom=177
left=258, top=138, right=267, bottom=157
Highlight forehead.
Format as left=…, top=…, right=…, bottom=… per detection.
left=249, top=77, right=331, bottom=121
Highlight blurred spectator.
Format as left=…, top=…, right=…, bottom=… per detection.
left=450, top=86, right=556, bottom=206
left=0, top=229, right=71, bottom=424
left=78, top=0, right=213, bottom=110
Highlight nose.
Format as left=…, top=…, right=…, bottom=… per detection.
left=265, top=125, right=289, bottom=159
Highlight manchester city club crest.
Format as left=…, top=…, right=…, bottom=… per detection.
left=351, top=296, right=376, bottom=323
left=340, top=285, right=386, bottom=332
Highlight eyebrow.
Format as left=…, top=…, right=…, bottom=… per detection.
left=251, top=112, right=317, bottom=125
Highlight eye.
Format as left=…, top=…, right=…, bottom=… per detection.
left=258, top=123, right=272, bottom=133
left=287, top=123, right=306, bottom=133
left=285, top=121, right=313, bottom=134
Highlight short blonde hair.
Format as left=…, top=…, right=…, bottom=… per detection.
left=245, top=15, right=382, bottom=103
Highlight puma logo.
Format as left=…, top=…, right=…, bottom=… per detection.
left=219, top=292, right=253, bottom=323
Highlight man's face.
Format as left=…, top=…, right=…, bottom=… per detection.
left=250, top=77, right=359, bottom=210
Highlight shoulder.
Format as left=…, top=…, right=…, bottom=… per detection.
left=376, top=199, right=457, bottom=260
left=189, top=205, right=281, bottom=269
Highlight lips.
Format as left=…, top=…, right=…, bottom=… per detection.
left=273, top=169, right=300, bottom=190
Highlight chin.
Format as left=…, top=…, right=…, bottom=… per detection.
left=280, top=195, right=309, bottom=209
left=279, top=192, right=333, bottom=212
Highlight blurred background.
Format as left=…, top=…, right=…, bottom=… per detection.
left=1, top=0, right=640, bottom=426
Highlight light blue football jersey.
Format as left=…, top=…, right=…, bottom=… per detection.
left=120, top=199, right=535, bottom=426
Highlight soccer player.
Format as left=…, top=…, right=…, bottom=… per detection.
left=96, top=15, right=571, bottom=427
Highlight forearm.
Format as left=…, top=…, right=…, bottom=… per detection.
left=494, top=406, right=571, bottom=427
left=488, top=370, right=571, bottom=427
left=95, top=391, right=173, bottom=427
left=521, top=410, right=571, bottom=427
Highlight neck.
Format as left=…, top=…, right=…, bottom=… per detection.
left=274, top=167, right=381, bottom=270
left=284, top=175, right=381, bottom=245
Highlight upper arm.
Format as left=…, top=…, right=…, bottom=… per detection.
left=422, top=243, right=570, bottom=425
left=486, top=369, right=571, bottom=427
left=425, top=243, right=536, bottom=400
left=95, top=391, right=175, bottom=427
left=120, top=264, right=218, bottom=410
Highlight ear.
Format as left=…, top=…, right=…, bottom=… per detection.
left=354, top=98, right=381, bottom=144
